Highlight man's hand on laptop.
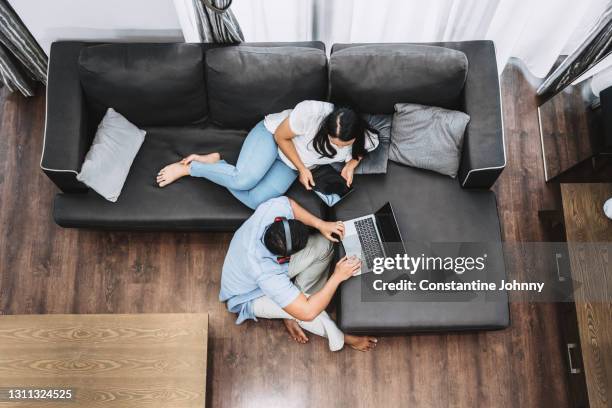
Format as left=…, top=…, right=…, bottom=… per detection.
left=333, top=256, right=362, bottom=281
left=317, top=220, right=345, bottom=242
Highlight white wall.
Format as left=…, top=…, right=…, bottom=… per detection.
left=9, top=0, right=184, bottom=55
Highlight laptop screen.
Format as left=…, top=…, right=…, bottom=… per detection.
left=375, top=202, right=403, bottom=246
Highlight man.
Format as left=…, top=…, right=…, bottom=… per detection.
left=220, top=196, right=377, bottom=351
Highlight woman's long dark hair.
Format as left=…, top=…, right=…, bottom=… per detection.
left=312, top=107, right=376, bottom=160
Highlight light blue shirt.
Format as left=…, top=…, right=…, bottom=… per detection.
left=219, top=197, right=301, bottom=324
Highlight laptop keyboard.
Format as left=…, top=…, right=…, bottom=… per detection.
left=354, top=218, right=384, bottom=269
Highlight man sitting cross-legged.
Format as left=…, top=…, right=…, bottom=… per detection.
left=220, top=196, right=377, bottom=351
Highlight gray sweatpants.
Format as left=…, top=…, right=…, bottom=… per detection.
left=252, top=233, right=345, bottom=351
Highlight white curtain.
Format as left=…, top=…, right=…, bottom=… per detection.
left=173, top=0, right=244, bottom=42
left=230, top=0, right=611, bottom=77
left=231, top=0, right=313, bottom=42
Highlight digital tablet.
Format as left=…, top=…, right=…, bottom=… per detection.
left=311, top=165, right=354, bottom=207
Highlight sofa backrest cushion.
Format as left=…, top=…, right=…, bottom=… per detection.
left=206, top=45, right=328, bottom=129
left=78, top=43, right=207, bottom=127
left=330, top=44, right=468, bottom=113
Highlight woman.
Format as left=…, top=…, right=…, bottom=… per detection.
left=156, top=100, right=378, bottom=209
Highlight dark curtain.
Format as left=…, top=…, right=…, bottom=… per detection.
left=193, top=0, right=244, bottom=43
left=0, top=0, right=47, bottom=96
left=537, top=3, right=612, bottom=103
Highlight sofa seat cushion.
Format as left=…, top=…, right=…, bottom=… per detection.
left=78, top=43, right=208, bottom=127
left=54, top=125, right=323, bottom=231
left=333, top=161, right=509, bottom=333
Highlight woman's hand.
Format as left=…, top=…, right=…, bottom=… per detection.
left=333, top=256, right=362, bottom=281
left=180, top=154, right=200, bottom=165
left=317, top=220, right=345, bottom=242
left=299, top=167, right=316, bottom=190
left=341, top=159, right=359, bottom=187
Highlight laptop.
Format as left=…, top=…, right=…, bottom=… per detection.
left=341, top=202, right=406, bottom=275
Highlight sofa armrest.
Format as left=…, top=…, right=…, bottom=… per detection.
left=458, top=41, right=506, bottom=189
left=40, top=42, right=91, bottom=193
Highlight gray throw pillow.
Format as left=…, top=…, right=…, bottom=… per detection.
left=389, top=103, right=469, bottom=178
left=77, top=108, right=146, bottom=202
left=332, top=114, right=392, bottom=175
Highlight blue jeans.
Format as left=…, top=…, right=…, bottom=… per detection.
left=189, top=121, right=297, bottom=209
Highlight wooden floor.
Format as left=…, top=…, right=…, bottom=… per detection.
left=1, top=63, right=611, bottom=408
left=0, top=313, right=208, bottom=408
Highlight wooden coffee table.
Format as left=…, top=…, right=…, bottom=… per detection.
left=0, top=313, right=208, bottom=407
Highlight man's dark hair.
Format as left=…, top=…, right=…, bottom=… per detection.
left=263, top=219, right=310, bottom=256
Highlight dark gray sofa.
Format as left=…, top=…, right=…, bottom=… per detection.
left=40, top=40, right=508, bottom=333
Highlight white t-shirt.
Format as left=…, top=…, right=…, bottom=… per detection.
left=264, top=100, right=378, bottom=170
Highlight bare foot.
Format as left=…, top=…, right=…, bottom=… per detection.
left=156, top=162, right=190, bottom=187
left=180, top=152, right=221, bottom=165
left=345, top=334, right=378, bottom=351
left=283, top=319, right=309, bottom=344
